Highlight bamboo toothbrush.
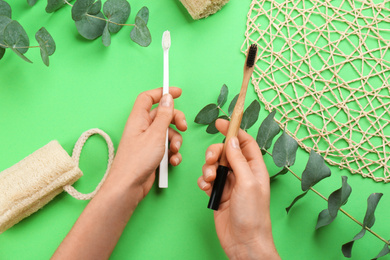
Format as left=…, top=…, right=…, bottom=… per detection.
left=159, top=30, right=171, bottom=188
left=208, top=44, right=258, bottom=210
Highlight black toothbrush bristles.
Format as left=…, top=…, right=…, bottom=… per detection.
left=246, top=44, right=257, bottom=67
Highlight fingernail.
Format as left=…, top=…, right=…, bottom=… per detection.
left=201, top=180, right=208, bottom=190
left=161, top=94, right=173, bottom=107
left=205, top=168, right=213, bottom=179
left=230, top=137, right=240, bottom=149
left=206, top=151, right=213, bottom=161
left=183, top=119, right=187, bottom=128
left=174, top=157, right=180, bottom=165
left=176, top=141, right=181, bottom=150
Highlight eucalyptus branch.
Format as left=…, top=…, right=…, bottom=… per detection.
left=264, top=149, right=390, bottom=246
left=0, top=1, right=56, bottom=66
left=86, top=13, right=135, bottom=27
left=44, top=0, right=151, bottom=47
left=0, top=43, right=40, bottom=49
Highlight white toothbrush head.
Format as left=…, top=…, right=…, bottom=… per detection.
left=162, top=30, right=171, bottom=51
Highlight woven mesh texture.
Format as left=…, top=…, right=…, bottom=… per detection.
left=242, top=0, right=390, bottom=182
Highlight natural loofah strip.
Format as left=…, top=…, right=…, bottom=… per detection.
left=180, top=0, right=230, bottom=19
left=0, top=141, right=82, bottom=233
left=0, top=128, right=114, bottom=233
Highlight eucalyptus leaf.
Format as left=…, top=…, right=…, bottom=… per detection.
left=9, top=46, right=32, bottom=63
left=228, top=94, right=239, bottom=115
left=217, top=84, right=228, bottom=107
left=0, top=15, right=12, bottom=46
left=102, top=23, right=110, bottom=46
left=342, top=193, right=383, bottom=257
left=0, top=0, right=12, bottom=18
left=35, top=27, right=56, bottom=56
left=272, top=130, right=298, bottom=168
left=316, top=176, right=351, bottom=229
left=372, top=243, right=390, bottom=260
left=3, top=21, right=29, bottom=54
left=363, top=193, right=383, bottom=228
left=27, top=0, right=38, bottom=6
left=136, top=6, right=149, bottom=24
left=286, top=191, right=308, bottom=213
left=103, top=0, right=130, bottom=33
left=130, top=16, right=151, bottom=47
left=342, top=229, right=366, bottom=258
left=194, top=104, right=219, bottom=125
left=328, top=176, right=351, bottom=217
left=315, top=209, right=334, bottom=230
left=206, top=115, right=229, bottom=134
left=256, top=110, right=280, bottom=151
left=72, top=0, right=95, bottom=21
left=46, top=0, right=69, bottom=13
left=270, top=167, right=288, bottom=180
left=75, top=11, right=106, bottom=40
left=89, top=0, right=101, bottom=15
left=241, top=100, right=260, bottom=130
left=35, top=35, right=49, bottom=66
left=0, top=47, right=5, bottom=60
left=301, top=150, right=331, bottom=191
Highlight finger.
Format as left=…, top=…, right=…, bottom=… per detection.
left=149, top=108, right=187, bottom=132
left=216, top=119, right=265, bottom=172
left=130, top=87, right=182, bottom=129
left=202, top=163, right=219, bottom=182
left=133, top=87, right=181, bottom=114
left=198, top=176, right=212, bottom=194
left=170, top=109, right=187, bottom=132
left=170, top=153, right=182, bottom=166
left=225, top=136, right=255, bottom=185
left=168, top=128, right=182, bottom=154
left=205, top=143, right=223, bottom=165
left=146, top=94, right=174, bottom=139
left=215, top=119, right=260, bottom=157
left=197, top=171, right=236, bottom=203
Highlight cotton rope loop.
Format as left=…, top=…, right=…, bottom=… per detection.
left=243, top=0, right=390, bottom=182
left=63, top=129, right=115, bottom=200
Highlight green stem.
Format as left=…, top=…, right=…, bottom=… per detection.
left=217, top=106, right=231, bottom=119
left=0, top=43, right=40, bottom=49
left=86, top=14, right=135, bottom=26
left=264, top=149, right=390, bottom=246
left=64, top=0, right=73, bottom=7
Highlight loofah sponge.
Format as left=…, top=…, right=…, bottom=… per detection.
left=0, top=141, right=82, bottom=233
left=180, top=0, right=230, bottom=19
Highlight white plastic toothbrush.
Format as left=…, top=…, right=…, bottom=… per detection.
left=159, top=30, right=171, bottom=188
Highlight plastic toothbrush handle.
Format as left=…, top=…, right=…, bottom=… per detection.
left=159, top=49, right=169, bottom=188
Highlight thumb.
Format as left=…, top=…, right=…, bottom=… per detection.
left=148, top=93, right=174, bottom=137
left=225, top=136, right=253, bottom=184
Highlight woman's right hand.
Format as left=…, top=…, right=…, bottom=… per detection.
left=198, top=119, right=280, bottom=260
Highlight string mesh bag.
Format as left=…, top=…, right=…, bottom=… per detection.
left=242, top=0, right=390, bottom=182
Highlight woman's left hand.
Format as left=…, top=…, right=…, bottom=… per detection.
left=109, top=87, right=187, bottom=200
left=53, top=87, right=187, bottom=260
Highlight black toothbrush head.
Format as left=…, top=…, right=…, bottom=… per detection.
left=246, top=44, right=258, bottom=67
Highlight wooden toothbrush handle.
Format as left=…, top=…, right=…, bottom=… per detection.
left=219, top=69, right=253, bottom=167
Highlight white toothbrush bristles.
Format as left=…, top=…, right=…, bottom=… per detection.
left=159, top=30, right=171, bottom=188
left=162, top=30, right=171, bottom=52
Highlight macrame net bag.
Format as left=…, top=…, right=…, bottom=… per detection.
left=242, top=0, right=390, bottom=182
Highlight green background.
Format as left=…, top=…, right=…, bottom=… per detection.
left=1, top=0, right=390, bottom=259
